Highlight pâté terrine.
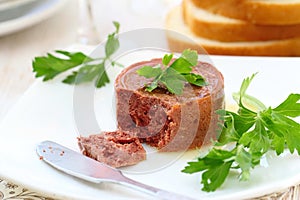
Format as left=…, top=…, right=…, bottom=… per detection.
left=115, top=58, right=224, bottom=152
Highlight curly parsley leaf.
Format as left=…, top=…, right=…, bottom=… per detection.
left=235, top=145, right=252, bottom=181
left=136, top=49, right=207, bottom=95
left=182, top=73, right=207, bottom=87
left=273, top=94, right=300, bottom=117
left=105, top=21, right=120, bottom=57
left=239, top=119, right=270, bottom=154
left=260, top=108, right=300, bottom=154
left=181, top=49, right=198, bottom=66
left=161, top=68, right=186, bottom=94
left=217, top=112, right=242, bottom=145
left=183, top=73, right=300, bottom=192
left=162, top=54, right=173, bottom=66
left=136, top=65, right=162, bottom=79
left=33, top=21, right=120, bottom=88
left=182, top=148, right=235, bottom=192
left=33, top=51, right=91, bottom=81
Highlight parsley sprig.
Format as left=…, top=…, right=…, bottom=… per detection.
left=182, top=73, right=300, bottom=192
left=33, top=22, right=121, bottom=88
left=136, top=49, right=207, bottom=95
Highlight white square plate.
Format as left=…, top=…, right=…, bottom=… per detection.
left=0, top=47, right=300, bottom=200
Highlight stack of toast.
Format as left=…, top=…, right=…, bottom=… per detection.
left=166, top=0, right=300, bottom=56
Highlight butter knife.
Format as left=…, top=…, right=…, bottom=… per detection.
left=36, top=140, right=195, bottom=200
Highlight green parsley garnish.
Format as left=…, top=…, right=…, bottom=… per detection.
left=136, top=49, right=207, bottom=95
left=182, top=73, right=300, bottom=192
left=33, top=21, right=121, bottom=88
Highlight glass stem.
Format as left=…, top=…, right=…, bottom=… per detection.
left=77, top=0, right=100, bottom=45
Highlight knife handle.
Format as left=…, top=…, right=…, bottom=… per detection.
left=117, top=175, right=195, bottom=200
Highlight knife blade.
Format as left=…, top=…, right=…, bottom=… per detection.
left=36, top=140, right=196, bottom=200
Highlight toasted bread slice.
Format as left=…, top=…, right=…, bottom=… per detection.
left=166, top=6, right=300, bottom=56
left=190, top=0, right=300, bottom=25
left=183, top=0, right=300, bottom=42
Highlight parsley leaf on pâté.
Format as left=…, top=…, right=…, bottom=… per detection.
left=182, top=73, right=300, bottom=192
left=136, top=49, right=207, bottom=95
left=33, top=22, right=121, bottom=88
